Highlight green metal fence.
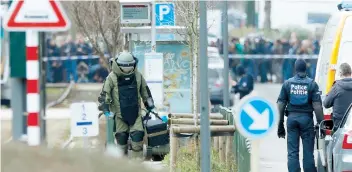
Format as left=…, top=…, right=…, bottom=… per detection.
left=219, top=106, right=251, bottom=172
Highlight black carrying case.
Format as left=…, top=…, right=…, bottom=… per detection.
left=144, top=117, right=170, bottom=147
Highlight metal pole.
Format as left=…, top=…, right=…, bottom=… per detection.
left=22, top=79, right=27, bottom=136
left=26, top=30, right=41, bottom=146
left=151, top=0, right=156, bottom=52
left=11, top=78, right=25, bottom=141
left=250, top=140, right=260, bottom=172
left=199, top=1, right=211, bottom=172
left=39, top=32, right=47, bottom=144
left=222, top=1, right=229, bottom=107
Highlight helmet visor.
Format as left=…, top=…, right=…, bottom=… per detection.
left=115, top=58, right=135, bottom=67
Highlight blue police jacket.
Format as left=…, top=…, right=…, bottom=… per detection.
left=277, top=74, right=321, bottom=113
left=233, top=74, right=254, bottom=99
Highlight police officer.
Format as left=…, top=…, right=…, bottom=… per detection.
left=231, top=64, right=254, bottom=99
left=100, top=51, right=155, bottom=160
left=277, top=58, right=324, bottom=172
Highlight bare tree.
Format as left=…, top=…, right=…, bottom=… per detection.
left=264, top=0, right=272, bottom=30
left=63, top=1, right=124, bottom=71
left=173, top=1, right=200, bottom=121
left=162, top=1, right=217, bottom=117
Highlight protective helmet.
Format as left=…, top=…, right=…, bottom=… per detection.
left=115, top=52, right=136, bottom=73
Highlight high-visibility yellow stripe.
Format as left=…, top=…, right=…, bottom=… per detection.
left=326, top=13, right=349, bottom=93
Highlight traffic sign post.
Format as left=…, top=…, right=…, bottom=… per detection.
left=3, top=0, right=71, bottom=146
left=70, top=102, right=99, bottom=148
left=234, top=95, right=278, bottom=172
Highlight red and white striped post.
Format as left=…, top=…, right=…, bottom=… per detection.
left=26, top=30, right=40, bottom=146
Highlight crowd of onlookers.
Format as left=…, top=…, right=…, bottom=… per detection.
left=45, top=35, right=109, bottom=83
left=211, top=32, right=320, bottom=83
left=46, top=32, right=320, bottom=84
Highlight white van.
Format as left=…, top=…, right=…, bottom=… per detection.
left=315, top=6, right=352, bottom=121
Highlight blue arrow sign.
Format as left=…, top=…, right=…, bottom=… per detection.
left=235, top=96, right=278, bottom=139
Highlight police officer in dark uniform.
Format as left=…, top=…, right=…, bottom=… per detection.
left=277, top=59, right=324, bottom=172
left=231, top=65, right=254, bottom=99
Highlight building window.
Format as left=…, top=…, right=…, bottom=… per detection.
left=307, top=13, right=331, bottom=24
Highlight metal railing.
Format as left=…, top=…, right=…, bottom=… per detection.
left=219, top=106, right=251, bottom=172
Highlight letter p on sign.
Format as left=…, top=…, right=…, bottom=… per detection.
left=155, top=3, right=175, bottom=26
left=159, top=5, right=170, bottom=21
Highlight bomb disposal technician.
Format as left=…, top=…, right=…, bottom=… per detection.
left=100, top=52, right=155, bottom=159
left=276, top=59, right=324, bottom=172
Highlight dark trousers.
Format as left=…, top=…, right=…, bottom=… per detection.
left=287, top=114, right=316, bottom=172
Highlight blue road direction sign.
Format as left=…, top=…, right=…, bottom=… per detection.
left=155, top=3, right=175, bottom=26
left=235, top=96, right=278, bottom=139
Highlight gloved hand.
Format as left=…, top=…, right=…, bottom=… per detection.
left=104, top=111, right=110, bottom=117
left=277, top=122, right=286, bottom=139
left=146, top=98, right=155, bottom=111
left=147, top=105, right=155, bottom=111
left=314, top=123, right=320, bottom=130
left=231, top=85, right=237, bottom=93
left=315, top=123, right=326, bottom=138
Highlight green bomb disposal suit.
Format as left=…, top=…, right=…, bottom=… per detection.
left=102, top=52, right=154, bottom=159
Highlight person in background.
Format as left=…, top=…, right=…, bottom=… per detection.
left=282, top=39, right=300, bottom=81
left=93, top=59, right=109, bottom=83
left=277, top=58, right=324, bottom=172
left=271, top=39, right=284, bottom=83
left=297, top=39, right=315, bottom=79
left=51, top=60, right=65, bottom=83
left=312, top=40, right=320, bottom=55
left=242, top=38, right=256, bottom=80
left=281, top=38, right=291, bottom=54
left=62, top=36, right=78, bottom=82
left=231, top=64, right=254, bottom=99
left=47, top=39, right=61, bottom=83
left=76, top=36, right=93, bottom=56
left=47, top=39, right=61, bottom=57
left=76, top=61, right=89, bottom=83
left=323, top=63, right=352, bottom=130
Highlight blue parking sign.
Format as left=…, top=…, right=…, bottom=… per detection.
left=235, top=96, right=278, bottom=139
left=155, top=3, right=175, bottom=26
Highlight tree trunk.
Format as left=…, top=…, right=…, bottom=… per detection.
left=246, top=1, right=256, bottom=28
left=264, top=0, right=272, bottom=30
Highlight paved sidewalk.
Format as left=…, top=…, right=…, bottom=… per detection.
left=1, top=108, right=71, bottom=147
